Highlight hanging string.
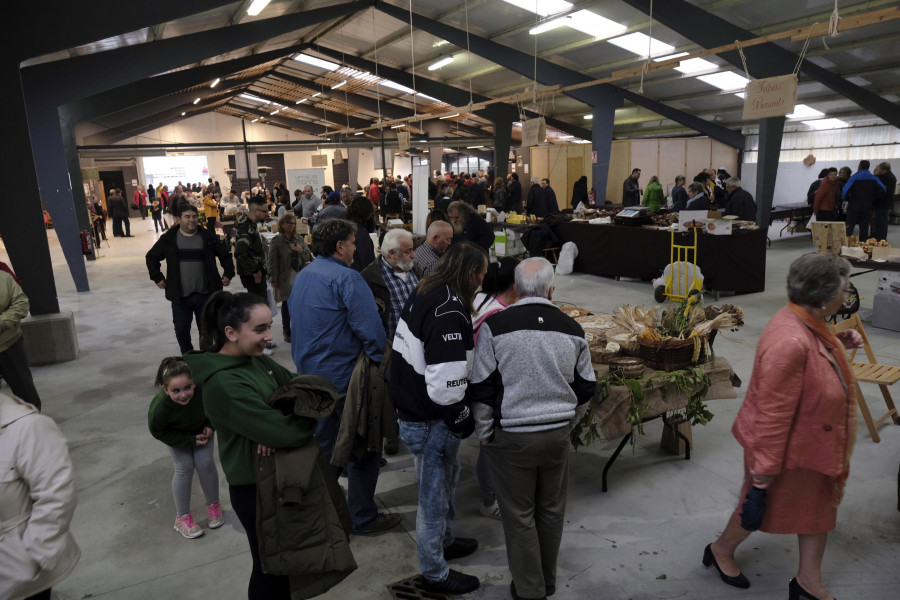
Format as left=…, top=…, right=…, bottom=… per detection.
left=407, top=0, right=418, bottom=120
left=531, top=0, right=539, bottom=108
left=793, top=24, right=815, bottom=75
left=828, top=0, right=841, bottom=37
left=823, top=0, right=841, bottom=49
left=638, top=0, right=653, bottom=95
left=464, top=0, right=474, bottom=108
left=370, top=7, right=383, bottom=127
left=735, top=40, right=751, bottom=80
left=339, top=20, right=351, bottom=131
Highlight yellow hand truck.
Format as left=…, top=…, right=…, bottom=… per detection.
left=654, top=227, right=704, bottom=303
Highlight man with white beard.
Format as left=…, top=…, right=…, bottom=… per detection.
left=361, top=228, right=419, bottom=341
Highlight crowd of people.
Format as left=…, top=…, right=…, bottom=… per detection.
left=4, top=161, right=890, bottom=600
left=807, top=160, right=895, bottom=240
left=624, top=166, right=759, bottom=221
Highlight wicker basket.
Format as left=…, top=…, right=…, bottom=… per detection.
left=638, top=335, right=708, bottom=371
left=608, top=357, right=645, bottom=378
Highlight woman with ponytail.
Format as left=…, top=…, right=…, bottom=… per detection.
left=183, top=291, right=316, bottom=599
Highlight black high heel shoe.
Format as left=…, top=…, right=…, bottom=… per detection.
left=788, top=577, right=836, bottom=600
left=702, top=544, right=750, bottom=589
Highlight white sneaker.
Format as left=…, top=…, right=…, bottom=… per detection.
left=174, top=513, right=204, bottom=538
left=479, top=500, right=502, bottom=520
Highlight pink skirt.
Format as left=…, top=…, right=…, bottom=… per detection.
left=737, top=452, right=837, bottom=535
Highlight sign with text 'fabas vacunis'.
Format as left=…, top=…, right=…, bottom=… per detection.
left=742, top=74, right=798, bottom=120
left=521, top=117, right=547, bottom=148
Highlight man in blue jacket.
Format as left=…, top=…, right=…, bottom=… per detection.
left=289, top=219, right=400, bottom=536
left=843, top=159, right=887, bottom=239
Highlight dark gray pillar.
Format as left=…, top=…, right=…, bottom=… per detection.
left=1, top=63, right=60, bottom=314
left=590, top=97, right=618, bottom=204
left=755, top=116, right=785, bottom=226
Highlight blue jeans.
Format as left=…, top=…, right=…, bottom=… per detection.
left=399, top=419, right=461, bottom=582
left=315, top=399, right=381, bottom=529
left=171, top=292, right=210, bottom=353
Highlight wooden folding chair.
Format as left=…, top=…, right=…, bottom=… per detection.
left=829, top=314, right=900, bottom=442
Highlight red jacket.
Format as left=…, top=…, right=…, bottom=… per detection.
left=813, top=178, right=840, bottom=214
left=732, top=307, right=853, bottom=478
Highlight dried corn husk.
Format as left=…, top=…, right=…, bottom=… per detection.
left=691, top=313, right=738, bottom=335
left=611, top=305, right=659, bottom=335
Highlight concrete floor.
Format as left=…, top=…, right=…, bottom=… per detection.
left=5, top=217, right=900, bottom=600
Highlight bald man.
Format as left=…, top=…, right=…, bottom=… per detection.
left=414, top=220, right=453, bottom=277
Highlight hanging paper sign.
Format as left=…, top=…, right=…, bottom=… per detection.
left=742, top=74, right=798, bottom=120
left=311, top=154, right=328, bottom=167
left=520, top=117, right=546, bottom=148
left=397, top=131, right=410, bottom=151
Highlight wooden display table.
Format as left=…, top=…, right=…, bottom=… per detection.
left=583, top=357, right=737, bottom=491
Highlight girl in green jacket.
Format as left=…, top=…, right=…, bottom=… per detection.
left=642, top=176, right=665, bottom=212
left=184, top=291, right=315, bottom=600
left=148, top=357, right=223, bottom=539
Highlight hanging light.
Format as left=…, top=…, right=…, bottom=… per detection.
left=428, top=56, right=454, bottom=71
left=210, top=78, right=221, bottom=88
left=331, top=80, right=347, bottom=90
left=193, top=98, right=201, bottom=105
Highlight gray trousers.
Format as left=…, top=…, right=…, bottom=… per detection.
left=484, top=426, right=570, bottom=599
left=168, top=437, right=219, bottom=517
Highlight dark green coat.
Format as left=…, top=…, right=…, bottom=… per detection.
left=254, top=376, right=356, bottom=599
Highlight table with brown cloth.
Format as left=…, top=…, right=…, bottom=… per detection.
left=552, top=222, right=767, bottom=293
left=588, top=357, right=737, bottom=441
left=583, top=356, right=737, bottom=491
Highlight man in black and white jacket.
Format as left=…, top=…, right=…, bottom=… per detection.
left=390, top=241, right=488, bottom=597
left=467, top=257, right=596, bottom=600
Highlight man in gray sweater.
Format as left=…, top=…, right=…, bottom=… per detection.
left=467, top=257, right=596, bottom=600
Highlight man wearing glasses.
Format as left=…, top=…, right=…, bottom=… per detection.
left=235, top=195, right=276, bottom=352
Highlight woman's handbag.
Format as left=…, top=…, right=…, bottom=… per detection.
left=740, top=487, right=767, bottom=531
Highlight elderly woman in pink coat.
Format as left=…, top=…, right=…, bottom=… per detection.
left=703, top=253, right=859, bottom=600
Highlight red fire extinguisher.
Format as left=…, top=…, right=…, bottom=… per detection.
left=81, top=227, right=94, bottom=255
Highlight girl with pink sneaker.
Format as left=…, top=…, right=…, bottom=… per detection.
left=149, top=356, right=224, bottom=538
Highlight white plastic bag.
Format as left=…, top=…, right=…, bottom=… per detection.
left=573, top=202, right=586, bottom=217
left=556, top=241, right=579, bottom=275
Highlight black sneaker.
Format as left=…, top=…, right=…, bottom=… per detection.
left=420, top=569, right=480, bottom=595
left=443, top=537, right=478, bottom=560
left=351, top=512, right=402, bottom=536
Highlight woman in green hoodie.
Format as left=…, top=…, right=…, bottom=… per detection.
left=184, top=291, right=315, bottom=600
left=642, top=175, right=665, bottom=212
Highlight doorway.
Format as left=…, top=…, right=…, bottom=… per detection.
left=99, top=170, right=126, bottom=202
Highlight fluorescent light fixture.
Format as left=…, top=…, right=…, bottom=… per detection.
left=210, top=78, right=221, bottom=88
left=433, top=40, right=450, bottom=48
left=246, top=0, right=271, bottom=16
left=251, top=118, right=259, bottom=122
left=570, top=11, right=625, bottom=37
left=574, top=140, right=591, bottom=144
left=380, top=79, right=416, bottom=95
left=467, top=145, right=483, bottom=149
left=181, top=112, right=186, bottom=116
left=802, top=118, right=848, bottom=130
left=312, top=92, right=321, bottom=97
left=583, top=114, right=593, bottom=120
left=502, top=0, right=572, bottom=18
left=557, top=135, right=574, bottom=139
left=439, top=113, right=460, bottom=119
left=293, top=53, right=339, bottom=71
left=654, top=52, right=717, bottom=74
left=240, top=93, right=269, bottom=104
left=354, top=132, right=364, bottom=135
left=391, top=124, right=405, bottom=129
left=193, top=97, right=201, bottom=105
left=734, top=92, right=746, bottom=99
left=696, top=71, right=750, bottom=91
left=529, top=19, right=568, bottom=35
left=296, top=98, right=307, bottom=104
left=417, top=92, right=439, bottom=101
left=270, top=109, right=280, bottom=115
left=607, top=32, right=674, bottom=58
left=428, top=56, right=455, bottom=71
left=331, top=80, right=347, bottom=90
left=787, top=104, right=825, bottom=119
